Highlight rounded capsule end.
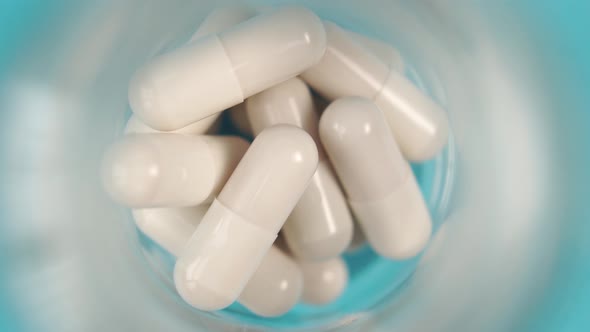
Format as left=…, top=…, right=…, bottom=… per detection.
left=301, top=258, right=348, bottom=305
left=101, top=137, right=160, bottom=207
left=319, top=97, right=379, bottom=144
left=129, top=36, right=244, bottom=131
left=258, top=124, right=319, bottom=173
left=277, top=6, right=327, bottom=65
left=282, top=160, right=354, bottom=260
left=173, top=261, right=236, bottom=311
left=407, top=112, right=450, bottom=162
left=350, top=175, right=432, bottom=260
left=128, top=67, right=176, bottom=132
left=238, top=247, right=303, bottom=317
left=375, top=70, right=450, bottom=161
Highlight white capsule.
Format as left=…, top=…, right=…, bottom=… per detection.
left=132, top=206, right=302, bottom=317
left=300, top=257, right=348, bottom=305
left=319, top=97, right=432, bottom=260
left=129, top=6, right=326, bottom=131
left=346, top=30, right=404, bottom=73
left=238, top=246, right=303, bottom=317
left=101, top=134, right=248, bottom=208
left=247, top=78, right=353, bottom=260
left=174, top=125, right=318, bottom=311
left=126, top=6, right=257, bottom=135
left=302, top=22, right=449, bottom=161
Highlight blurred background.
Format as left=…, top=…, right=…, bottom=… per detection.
left=1, top=1, right=589, bottom=331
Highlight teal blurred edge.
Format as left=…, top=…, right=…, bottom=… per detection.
left=1, top=1, right=590, bottom=331
left=0, top=0, right=44, bottom=78
left=0, top=2, right=59, bottom=331
left=510, top=1, right=590, bottom=332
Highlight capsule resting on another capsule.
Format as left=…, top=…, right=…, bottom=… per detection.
left=126, top=5, right=257, bottom=135
left=238, top=246, right=303, bottom=317
left=133, top=206, right=302, bottom=317
left=319, top=97, right=432, bottom=259
left=247, top=78, right=353, bottom=260
left=174, top=125, right=318, bottom=311
left=302, top=22, right=448, bottom=161
left=129, top=6, right=326, bottom=131
left=101, top=134, right=248, bottom=208
left=300, top=257, right=348, bottom=305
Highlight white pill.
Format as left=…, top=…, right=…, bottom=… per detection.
left=319, top=97, right=432, bottom=259
left=132, top=206, right=302, bottom=317
left=346, top=30, right=404, bottom=73
left=302, top=22, right=448, bottom=161
left=174, top=125, right=318, bottom=311
left=129, top=6, right=326, bottom=131
left=101, top=134, right=248, bottom=208
left=247, top=78, right=353, bottom=260
left=300, top=257, right=348, bottom=305
left=126, top=6, right=257, bottom=135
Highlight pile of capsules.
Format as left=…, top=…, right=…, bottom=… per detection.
left=102, top=5, right=448, bottom=318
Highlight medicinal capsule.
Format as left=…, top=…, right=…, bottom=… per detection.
left=319, top=97, right=432, bottom=259
left=247, top=78, right=353, bottom=260
left=239, top=246, right=303, bottom=317
left=346, top=30, right=404, bottom=73
left=302, top=22, right=449, bottom=161
left=300, top=257, right=348, bottom=305
left=126, top=5, right=257, bottom=135
left=174, top=125, right=318, bottom=311
left=129, top=6, right=326, bottom=131
left=101, top=134, right=248, bottom=208
left=133, top=206, right=302, bottom=317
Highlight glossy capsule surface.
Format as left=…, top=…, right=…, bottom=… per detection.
left=133, top=206, right=302, bottom=317
left=247, top=78, right=353, bottom=260
left=174, top=125, right=318, bottom=311
left=129, top=7, right=326, bottom=131
left=320, top=97, right=432, bottom=259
